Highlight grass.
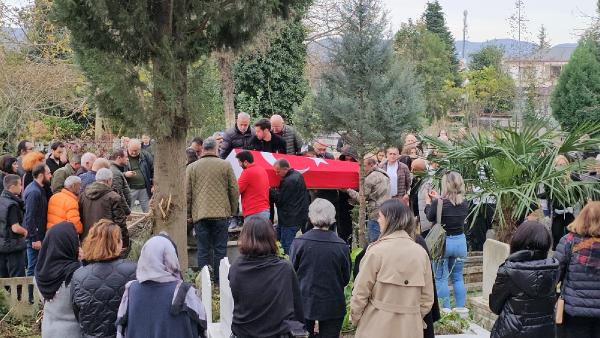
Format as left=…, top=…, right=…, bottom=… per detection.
left=0, top=289, right=41, bottom=338
left=434, top=311, right=471, bottom=335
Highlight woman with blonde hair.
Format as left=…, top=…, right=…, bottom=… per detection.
left=425, top=171, right=469, bottom=311
left=555, top=202, right=600, bottom=338
left=71, top=220, right=136, bottom=338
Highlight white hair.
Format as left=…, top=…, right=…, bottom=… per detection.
left=237, top=112, right=250, bottom=121
left=129, top=138, right=141, bottom=148
left=308, top=198, right=337, bottom=228
left=270, top=114, right=284, bottom=123
left=64, top=175, right=81, bottom=189
left=95, top=168, right=113, bottom=182
left=81, top=152, right=97, bottom=166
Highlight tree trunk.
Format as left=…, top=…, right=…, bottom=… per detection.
left=94, top=108, right=105, bottom=143
left=355, top=151, right=367, bottom=248
left=151, top=0, right=189, bottom=268
left=496, top=205, right=518, bottom=244
left=153, top=132, right=188, bottom=269
left=217, top=51, right=236, bottom=128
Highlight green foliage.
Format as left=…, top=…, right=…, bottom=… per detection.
left=469, top=46, right=504, bottom=71
left=189, top=56, right=225, bottom=138
left=312, top=0, right=424, bottom=154
left=424, top=123, right=600, bottom=241
left=51, top=0, right=307, bottom=138
left=234, top=21, right=309, bottom=121
left=422, top=1, right=460, bottom=85
left=551, top=36, right=600, bottom=132
left=292, top=93, right=323, bottom=141
left=465, top=66, right=516, bottom=114
left=434, top=311, right=471, bottom=335
left=395, top=21, right=459, bottom=120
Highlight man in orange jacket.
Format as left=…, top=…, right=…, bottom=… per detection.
left=47, top=175, right=83, bottom=234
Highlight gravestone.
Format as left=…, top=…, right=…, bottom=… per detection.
left=200, top=266, right=212, bottom=324
left=205, top=258, right=234, bottom=338
left=218, top=258, right=234, bottom=337
left=482, top=239, right=510, bottom=299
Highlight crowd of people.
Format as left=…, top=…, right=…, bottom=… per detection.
left=0, top=111, right=598, bottom=338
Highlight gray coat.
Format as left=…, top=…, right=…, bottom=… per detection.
left=41, top=283, right=81, bottom=338
left=276, top=125, right=303, bottom=155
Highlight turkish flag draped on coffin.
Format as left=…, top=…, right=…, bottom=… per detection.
left=226, top=149, right=359, bottom=189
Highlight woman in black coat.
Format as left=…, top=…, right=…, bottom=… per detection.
left=290, top=198, right=351, bottom=338
left=229, top=216, right=306, bottom=338
left=71, top=220, right=136, bottom=337
left=489, top=221, right=559, bottom=338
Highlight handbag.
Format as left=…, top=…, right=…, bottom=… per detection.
left=556, top=240, right=573, bottom=324
left=425, top=198, right=446, bottom=260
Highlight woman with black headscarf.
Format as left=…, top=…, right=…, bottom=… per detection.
left=35, top=221, right=81, bottom=338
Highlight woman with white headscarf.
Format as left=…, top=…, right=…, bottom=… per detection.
left=116, top=234, right=207, bottom=338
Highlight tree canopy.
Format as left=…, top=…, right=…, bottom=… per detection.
left=51, top=0, right=308, bottom=267
left=469, top=45, right=504, bottom=71
left=234, top=20, right=309, bottom=121
left=394, top=21, right=458, bottom=120
left=422, top=1, right=460, bottom=84
left=307, top=0, right=423, bottom=244
left=551, top=36, right=600, bottom=132
left=315, top=0, right=423, bottom=151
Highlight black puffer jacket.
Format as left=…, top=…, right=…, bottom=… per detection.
left=555, top=232, right=600, bottom=318
left=71, top=258, right=136, bottom=338
left=489, top=250, right=559, bottom=338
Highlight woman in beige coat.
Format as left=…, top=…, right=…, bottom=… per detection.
left=351, top=199, right=434, bottom=338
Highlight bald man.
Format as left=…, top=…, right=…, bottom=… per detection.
left=312, top=139, right=334, bottom=160
left=409, top=158, right=434, bottom=236
left=270, top=114, right=303, bottom=155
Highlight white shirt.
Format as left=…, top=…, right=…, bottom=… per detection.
left=386, top=161, right=398, bottom=197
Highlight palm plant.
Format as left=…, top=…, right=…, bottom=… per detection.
left=423, top=123, right=600, bottom=243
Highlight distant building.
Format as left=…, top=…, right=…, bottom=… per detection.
left=502, top=44, right=576, bottom=116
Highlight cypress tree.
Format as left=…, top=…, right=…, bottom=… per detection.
left=234, top=20, right=309, bottom=121
left=423, top=1, right=460, bottom=83
left=312, top=0, right=424, bottom=245
left=551, top=36, right=600, bottom=131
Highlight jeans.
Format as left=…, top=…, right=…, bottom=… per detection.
left=194, top=219, right=229, bottom=283
left=130, top=188, right=150, bottom=213
left=26, top=241, right=39, bottom=303
left=277, top=225, right=299, bottom=255
left=306, top=317, right=344, bottom=338
left=0, top=250, right=25, bottom=300
left=367, top=219, right=380, bottom=243
left=433, top=233, right=467, bottom=308
left=247, top=210, right=270, bottom=220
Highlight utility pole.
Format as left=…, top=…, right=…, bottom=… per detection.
left=462, top=10, right=468, bottom=60
left=509, top=0, right=529, bottom=129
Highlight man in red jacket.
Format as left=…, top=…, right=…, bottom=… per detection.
left=236, top=151, right=270, bottom=220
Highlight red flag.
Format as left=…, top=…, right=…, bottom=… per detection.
left=226, top=149, right=359, bottom=189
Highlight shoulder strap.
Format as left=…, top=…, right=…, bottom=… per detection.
left=170, top=281, right=192, bottom=315
left=436, top=198, right=443, bottom=226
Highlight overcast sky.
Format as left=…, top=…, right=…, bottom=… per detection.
left=5, top=0, right=596, bottom=44
left=382, top=0, right=596, bottom=44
